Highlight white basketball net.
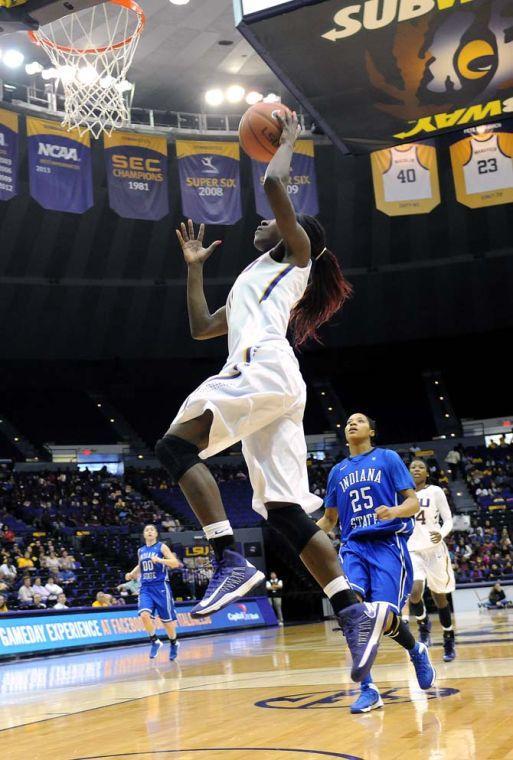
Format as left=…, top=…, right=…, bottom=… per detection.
left=30, top=0, right=144, bottom=138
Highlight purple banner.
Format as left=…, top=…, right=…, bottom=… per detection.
left=104, top=131, right=169, bottom=221
left=252, top=139, right=319, bottom=218
left=0, top=109, right=19, bottom=202
left=176, top=140, right=241, bottom=225
left=27, top=117, right=93, bottom=214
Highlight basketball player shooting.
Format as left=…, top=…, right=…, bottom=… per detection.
left=154, top=110, right=390, bottom=682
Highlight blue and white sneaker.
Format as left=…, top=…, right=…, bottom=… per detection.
left=169, top=639, right=179, bottom=661
left=337, top=602, right=389, bottom=683
left=410, top=641, right=436, bottom=689
left=350, top=683, right=384, bottom=714
left=149, top=638, right=162, bottom=659
left=443, top=634, right=456, bottom=662
left=190, top=549, right=265, bottom=618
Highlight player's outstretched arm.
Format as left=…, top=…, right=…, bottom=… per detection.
left=316, top=507, right=338, bottom=533
left=263, top=111, right=311, bottom=268
left=176, top=219, right=228, bottom=340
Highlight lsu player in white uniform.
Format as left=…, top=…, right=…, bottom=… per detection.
left=408, top=459, right=456, bottom=662
left=154, top=110, right=391, bottom=683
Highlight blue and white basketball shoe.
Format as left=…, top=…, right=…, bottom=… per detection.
left=350, top=683, right=384, bottom=714
left=337, top=602, right=389, bottom=682
left=149, top=638, right=162, bottom=659
left=190, top=549, right=265, bottom=618
left=409, top=641, right=436, bottom=689
left=169, top=639, right=179, bottom=661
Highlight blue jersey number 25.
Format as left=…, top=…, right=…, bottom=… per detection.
left=349, top=487, right=374, bottom=513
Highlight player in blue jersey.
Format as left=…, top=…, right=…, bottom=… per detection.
left=317, top=413, right=436, bottom=713
left=125, top=524, right=182, bottom=660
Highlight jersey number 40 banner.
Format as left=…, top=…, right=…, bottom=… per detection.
left=371, top=143, right=440, bottom=216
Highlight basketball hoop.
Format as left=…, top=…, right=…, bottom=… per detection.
left=28, top=0, right=145, bottom=138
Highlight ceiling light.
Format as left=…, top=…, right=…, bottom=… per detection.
left=439, top=396, right=444, bottom=400
left=57, top=65, right=76, bottom=84
left=263, top=92, right=281, bottom=103
left=169, top=0, right=190, bottom=4
left=14, top=437, right=19, bottom=442
left=3, top=49, right=24, bottom=69
left=25, top=61, right=44, bottom=76
left=445, top=413, right=450, bottom=418
left=246, top=90, right=263, bottom=105
left=205, top=88, right=224, bottom=106
left=97, top=403, right=102, bottom=408
left=226, top=84, right=245, bottom=103
left=110, top=418, right=115, bottom=423
left=41, top=68, right=59, bottom=81
left=115, top=79, right=132, bottom=93
left=100, top=74, right=116, bottom=89
left=77, top=65, right=98, bottom=85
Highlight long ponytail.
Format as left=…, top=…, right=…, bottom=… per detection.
left=289, top=215, right=353, bottom=349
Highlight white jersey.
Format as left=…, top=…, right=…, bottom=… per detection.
left=408, top=484, right=453, bottom=553
left=382, top=146, right=432, bottom=202
left=463, top=135, right=513, bottom=194
left=225, top=252, right=311, bottom=364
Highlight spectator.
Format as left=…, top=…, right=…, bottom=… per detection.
left=0, top=593, right=7, bottom=613
left=18, top=576, right=34, bottom=605
left=445, top=448, right=462, bottom=481
left=44, top=575, right=63, bottom=600
left=32, top=576, right=51, bottom=600
left=53, top=592, right=69, bottom=610
left=59, top=567, right=76, bottom=585
left=59, top=549, right=76, bottom=570
left=32, top=593, right=47, bottom=609
left=44, top=550, right=61, bottom=575
left=16, top=551, right=35, bottom=571
left=1, top=524, right=15, bottom=547
left=117, top=577, right=140, bottom=597
left=266, top=571, right=284, bottom=626
left=0, top=556, right=17, bottom=584
left=92, top=592, right=109, bottom=607
left=485, top=582, right=510, bottom=608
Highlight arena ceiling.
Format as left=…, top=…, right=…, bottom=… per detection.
left=0, top=0, right=291, bottom=113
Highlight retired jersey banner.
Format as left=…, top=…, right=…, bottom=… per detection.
left=251, top=139, right=319, bottom=218
left=449, top=125, right=513, bottom=209
left=371, top=142, right=440, bottom=216
left=176, top=140, right=241, bottom=225
left=27, top=117, right=93, bottom=213
left=0, top=109, right=19, bottom=202
left=104, top=131, right=169, bottom=220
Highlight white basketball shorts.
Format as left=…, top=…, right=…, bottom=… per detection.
left=410, top=543, right=456, bottom=594
left=169, top=344, right=323, bottom=519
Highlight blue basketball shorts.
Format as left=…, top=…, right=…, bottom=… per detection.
left=138, top=582, right=177, bottom=623
left=339, top=534, right=413, bottom=613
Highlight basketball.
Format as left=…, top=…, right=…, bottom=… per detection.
left=238, top=102, right=292, bottom=163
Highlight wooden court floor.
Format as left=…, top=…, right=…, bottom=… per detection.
left=2, top=610, right=513, bottom=760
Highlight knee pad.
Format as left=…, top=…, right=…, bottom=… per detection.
left=409, top=599, right=425, bottom=618
left=266, top=503, right=320, bottom=554
left=155, top=434, right=200, bottom=481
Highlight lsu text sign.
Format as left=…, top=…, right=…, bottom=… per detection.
left=104, top=131, right=169, bottom=220
left=176, top=140, right=242, bottom=225
left=252, top=139, right=319, bottom=218
left=26, top=116, right=93, bottom=213
left=0, top=108, right=19, bottom=201
left=0, top=598, right=275, bottom=657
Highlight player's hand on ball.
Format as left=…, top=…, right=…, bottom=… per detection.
left=275, top=109, right=300, bottom=147
left=375, top=505, right=396, bottom=521
left=176, top=219, right=221, bottom=266
left=430, top=531, right=442, bottom=543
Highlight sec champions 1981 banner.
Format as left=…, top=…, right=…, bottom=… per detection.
left=371, top=142, right=440, bottom=216
left=0, top=108, right=19, bottom=202
left=104, top=131, right=169, bottom=221
left=251, top=139, right=319, bottom=218
left=176, top=140, right=242, bottom=225
left=449, top=124, right=513, bottom=209
left=26, top=116, right=93, bottom=213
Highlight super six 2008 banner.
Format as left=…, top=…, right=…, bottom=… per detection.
left=176, top=140, right=242, bottom=225
left=251, top=139, right=319, bottom=218
left=104, top=131, right=169, bottom=221
left=0, top=108, right=18, bottom=202
left=26, top=116, right=93, bottom=213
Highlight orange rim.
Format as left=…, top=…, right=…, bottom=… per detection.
left=28, top=0, right=145, bottom=55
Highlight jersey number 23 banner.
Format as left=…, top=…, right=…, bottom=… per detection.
left=27, top=116, right=93, bottom=214
left=371, top=143, right=440, bottom=217
left=450, top=128, right=513, bottom=209
left=104, top=131, right=169, bottom=221
left=176, top=140, right=242, bottom=225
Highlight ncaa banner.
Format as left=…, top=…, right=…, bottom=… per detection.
left=0, top=108, right=19, bottom=202
left=176, top=140, right=242, bottom=225
left=371, top=142, right=440, bottom=216
left=251, top=139, right=319, bottom=218
left=104, top=131, right=169, bottom=221
left=449, top=124, right=513, bottom=209
left=27, top=116, right=93, bottom=213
